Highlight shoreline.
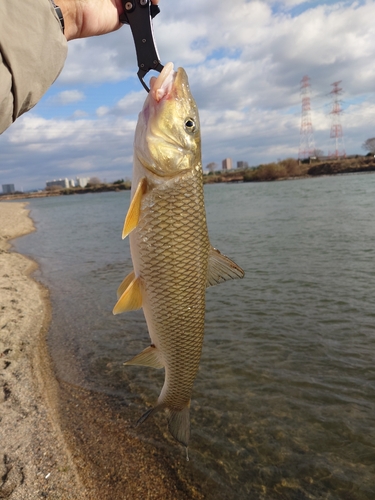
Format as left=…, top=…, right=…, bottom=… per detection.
left=1, top=159, right=375, bottom=201
left=0, top=202, right=87, bottom=499
left=0, top=202, right=210, bottom=499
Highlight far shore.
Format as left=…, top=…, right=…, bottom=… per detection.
left=2, top=156, right=374, bottom=202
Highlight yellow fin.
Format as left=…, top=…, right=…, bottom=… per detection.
left=124, top=345, right=164, bottom=369
left=206, top=246, right=245, bottom=287
left=117, top=271, right=135, bottom=299
left=122, top=177, right=147, bottom=239
left=112, top=276, right=142, bottom=314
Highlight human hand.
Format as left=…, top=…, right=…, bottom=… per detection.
left=57, top=0, right=159, bottom=41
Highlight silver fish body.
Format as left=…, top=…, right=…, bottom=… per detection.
left=113, top=63, right=244, bottom=450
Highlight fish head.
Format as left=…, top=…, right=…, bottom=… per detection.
left=134, top=63, right=201, bottom=177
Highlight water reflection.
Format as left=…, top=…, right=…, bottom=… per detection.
left=15, top=175, right=375, bottom=499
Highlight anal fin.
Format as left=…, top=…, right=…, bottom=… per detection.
left=206, top=246, right=245, bottom=287
left=112, top=275, right=142, bottom=314
left=124, top=345, right=164, bottom=369
left=122, top=177, right=147, bottom=239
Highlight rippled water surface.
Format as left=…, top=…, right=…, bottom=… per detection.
left=16, top=175, right=375, bottom=499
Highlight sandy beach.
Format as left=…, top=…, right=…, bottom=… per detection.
left=0, top=202, right=208, bottom=500
left=0, top=202, right=88, bottom=499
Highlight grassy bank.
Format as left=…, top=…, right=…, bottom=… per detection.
left=204, top=156, right=375, bottom=184
left=59, top=180, right=131, bottom=195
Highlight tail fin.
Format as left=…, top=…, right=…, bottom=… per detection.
left=166, top=406, right=190, bottom=448
left=136, top=403, right=191, bottom=456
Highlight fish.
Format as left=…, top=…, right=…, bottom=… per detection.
left=113, top=62, right=244, bottom=455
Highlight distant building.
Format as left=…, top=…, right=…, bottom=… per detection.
left=222, top=158, right=233, bottom=171
left=45, top=177, right=91, bottom=189
left=76, top=177, right=90, bottom=188
left=46, top=178, right=70, bottom=189
left=237, top=161, right=249, bottom=169
left=2, top=184, right=15, bottom=194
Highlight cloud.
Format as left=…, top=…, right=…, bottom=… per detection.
left=1, top=0, right=375, bottom=190
left=50, top=90, right=85, bottom=105
left=110, top=91, right=146, bottom=116
left=72, top=110, right=88, bottom=118
left=1, top=113, right=136, bottom=188
left=58, top=34, right=132, bottom=84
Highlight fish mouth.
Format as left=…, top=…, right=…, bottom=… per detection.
left=150, top=62, right=176, bottom=102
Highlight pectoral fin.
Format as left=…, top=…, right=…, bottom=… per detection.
left=112, top=276, right=142, bottom=314
left=124, top=345, right=163, bottom=369
left=206, top=246, right=245, bottom=287
left=122, top=177, right=147, bottom=239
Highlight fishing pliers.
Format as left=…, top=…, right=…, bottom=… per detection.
left=120, top=0, right=164, bottom=92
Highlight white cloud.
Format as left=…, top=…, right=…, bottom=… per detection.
left=96, top=106, right=109, bottom=117
left=0, top=113, right=136, bottom=188
left=113, top=91, right=146, bottom=115
left=51, top=90, right=85, bottom=105
left=58, top=34, right=132, bottom=84
left=72, top=110, right=88, bottom=118
left=1, top=0, right=375, bottom=190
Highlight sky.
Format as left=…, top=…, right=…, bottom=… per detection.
left=1, top=0, right=375, bottom=191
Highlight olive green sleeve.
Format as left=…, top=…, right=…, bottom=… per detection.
left=0, top=0, right=68, bottom=134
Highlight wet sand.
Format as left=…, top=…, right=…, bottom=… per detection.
left=0, top=202, right=209, bottom=499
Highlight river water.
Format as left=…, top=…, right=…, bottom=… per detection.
left=15, top=174, right=375, bottom=499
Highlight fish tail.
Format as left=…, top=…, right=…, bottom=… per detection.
left=136, top=403, right=191, bottom=450
left=166, top=405, right=190, bottom=448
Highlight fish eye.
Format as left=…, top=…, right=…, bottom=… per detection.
left=184, top=118, right=196, bottom=133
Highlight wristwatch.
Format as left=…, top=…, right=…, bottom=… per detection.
left=50, top=0, right=65, bottom=33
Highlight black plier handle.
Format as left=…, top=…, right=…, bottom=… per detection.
left=120, top=0, right=164, bottom=92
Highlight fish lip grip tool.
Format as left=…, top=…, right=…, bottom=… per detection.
left=120, top=0, right=164, bottom=92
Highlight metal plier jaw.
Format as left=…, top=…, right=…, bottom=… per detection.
left=120, top=0, right=164, bottom=92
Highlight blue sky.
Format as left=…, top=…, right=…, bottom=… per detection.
left=1, top=0, right=375, bottom=190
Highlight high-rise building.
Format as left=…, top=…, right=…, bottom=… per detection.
left=237, top=161, right=249, bottom=169
left=2, top=184, right=15, bottom=194
left=46, top=178, right=70, bottom=189
left=76, top=177, right=90, bottom=187
left=222, top=158, right=233, bottom=170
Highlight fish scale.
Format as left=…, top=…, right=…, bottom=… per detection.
left=113, top=64, right=244, bottom=451
left=135, top=169, right=208, bottom=414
